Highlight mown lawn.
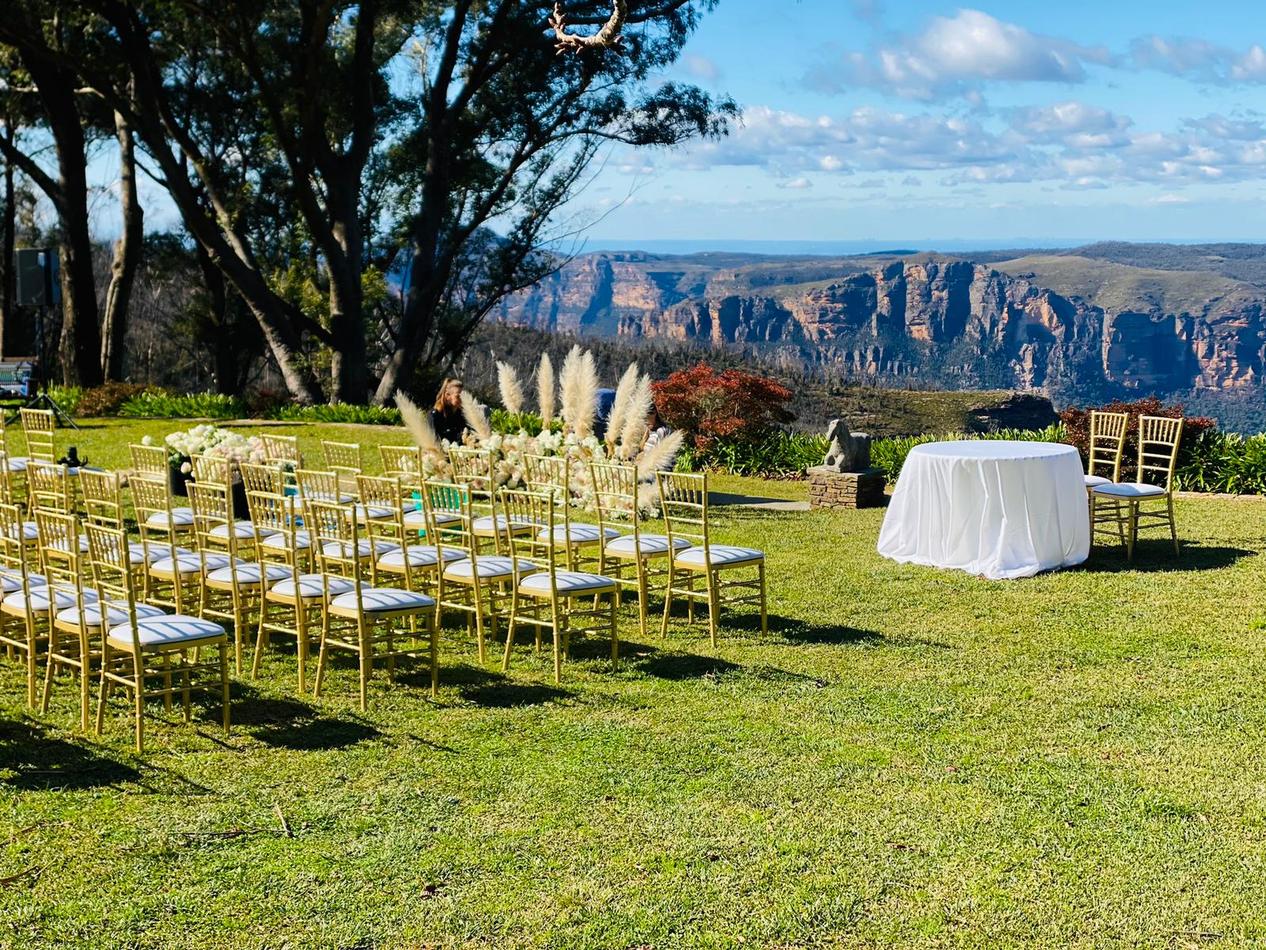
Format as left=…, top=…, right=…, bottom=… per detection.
left=4, top=419, right=1266, bottom=947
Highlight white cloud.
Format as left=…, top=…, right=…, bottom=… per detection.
left=1131, top=36, right=1266, bottom=84
left=780, top=177, right=813, bottom=190
left=1006, top=101, right=1133, bottom=148
left=809, top=9, right=1112, bottom=100
left=680, top=54, right=721, bottom=83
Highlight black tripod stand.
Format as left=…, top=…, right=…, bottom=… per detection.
left=21, top=301, right=78, bottom=429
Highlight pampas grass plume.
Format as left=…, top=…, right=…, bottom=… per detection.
left=606, top=362, right=639, bottom=448
left=537, top=353, right=556, bottom=425
left=496, top=361, right=525, bottom=416
left=395, top=392, right=441, bottom=455
left=460, top=390, right=493, bottom=442
left=619, top=374, right=653, bottom=458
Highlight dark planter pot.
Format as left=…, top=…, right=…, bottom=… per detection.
left=169, top=458, right=193, bottom=497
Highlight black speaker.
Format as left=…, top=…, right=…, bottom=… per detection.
left=14, top=248, right=57, bottom=307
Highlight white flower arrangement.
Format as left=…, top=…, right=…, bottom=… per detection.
left=164, top=424, right=266, bottom=468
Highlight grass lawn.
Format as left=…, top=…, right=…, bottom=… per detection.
left=4, top=418, right=1266, bottom=947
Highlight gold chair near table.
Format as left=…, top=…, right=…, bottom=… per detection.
left=1090, top=414, right=1183, bottom=560
left=1083, top=410, right=1129, bottom=490
left=19, top=408, right=56, bottom=466
left=380, top=444, right=423, bottom=479
left=657, top=471, right=767, bottom=646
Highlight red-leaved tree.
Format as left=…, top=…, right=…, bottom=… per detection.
left=652, top=363, right=795, bottom=450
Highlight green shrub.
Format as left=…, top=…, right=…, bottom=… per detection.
left=1174, top=430, right=1266, bottom=494
left=271, top=403, right=401, bottom=425
left=117, top=389, right=245, bottom=419
left=489, top=409, right=562, bottom=436
left=675, top=430, right=828, bottom=478
left=45, top=385, right=84, bottom=416
left=75, top=382, right=149, bottom=417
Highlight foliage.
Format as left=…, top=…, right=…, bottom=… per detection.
left=1173, top=430, right=1266, bottom=494
left=1059, top=397, right=1217, bottom=482
left=44, top=385, right=84, bottom=416
left=653, top=363, right=796, bottom=451
left=489, top=408, right=562, bottom=437
left=271, top=403, right=402, bottom=426
left=676, top=431, right=828, bottom=478
left=870, top=426, right=1067, bottom=481
left=73, top=382, right=149, bottom=417
left=117, top=389, right=245, bottom=419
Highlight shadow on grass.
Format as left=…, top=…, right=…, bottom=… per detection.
left=726, top=612, right=885, bottom=646
left=459, top=680, right=571, bottom=707
left=231, top=684, right=380, bottom=751
left=0, top=717, right=140, bottom=790
left=1082, top=541, right=1254, bottom=574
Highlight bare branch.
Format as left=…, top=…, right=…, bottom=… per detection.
left=550, top=0, right=627, bottom=53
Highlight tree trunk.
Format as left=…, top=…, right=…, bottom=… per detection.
left=100, top=109, right=143, bottom=381
left=327, top=189, right=368, bottom=403
left=192, top=240, right=239, bottom=395
left=0, top=121, right=14, bottom=359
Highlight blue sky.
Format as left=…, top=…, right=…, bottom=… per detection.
left=576, top=0, right=1266, bottom=247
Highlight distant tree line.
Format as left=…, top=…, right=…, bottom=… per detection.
left=0, top=1, right=733, bottom=402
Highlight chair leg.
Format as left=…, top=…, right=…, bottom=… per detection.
left=79, top=642, right=90, bottom=733
left=39, top=634, right=56, bottom=715
left=502, top=589, right=520, bottom=672
left=182, top=664, right=192, bottom=722
left=25, top=623, right=36, bottom=708
left=358, top=624, right=370, bottom=713
left=133, top=672, right=145, bottom=755
left=430, top=614, right=439, bottom=699
left=313, top=617, right=330, bottom=699
left=221, top=644, right=231, bottom=734
left=1168, top=495, right=1179, bottom=556
left=551, top=602, right=563, bottom=685
left=1126, top=501, right=1138, bottom=562
left=636, top=562, right=649, bottom=642
left=609, top=595, right=619, bottom=664
left=706, top=571, right=720, bottom=649
left=660, top=565, right=675, bottom=639
left=758, top=562, right=768, bottom=635
left=96, top=670, right=109, bottom=736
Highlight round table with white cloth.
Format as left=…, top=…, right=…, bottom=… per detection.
left=876, top=440, right=1090, bottom=580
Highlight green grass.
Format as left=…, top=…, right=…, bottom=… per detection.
left=5, top=420, right=1266, bottom=947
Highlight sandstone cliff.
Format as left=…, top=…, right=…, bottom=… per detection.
left=493, top=250, right=1266, bottom=395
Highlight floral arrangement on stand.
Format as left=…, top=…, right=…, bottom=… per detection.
left=152, top=425, right=268, bottom=494
left=395, top=346, right=683, bottom=513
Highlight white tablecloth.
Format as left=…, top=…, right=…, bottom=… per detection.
left=876, top=440, right=1089, bottom=580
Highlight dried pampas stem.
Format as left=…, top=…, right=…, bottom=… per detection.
left=395, top=392, right=441, bottom=455
left=537, top=353, right=556, bottom=425
left=460, top=390, right=493, bottom=442
left=606, top=362, right=639, bottom=448
left=619, top=374, right=653, bottom=458
left=575, top=350, right=599, bottom=438
left=496, top=361, right=525, bottom=416
left=636, top=430, right=683, bottom=482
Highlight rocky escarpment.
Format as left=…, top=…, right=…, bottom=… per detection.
left=494, top=252, right=1266, bottom=395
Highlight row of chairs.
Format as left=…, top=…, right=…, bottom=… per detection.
left=1, top=440, right=768, bottom=751
left=1082, top=412, right=1184, bottom=560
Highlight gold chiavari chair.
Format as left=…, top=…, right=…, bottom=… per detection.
left=380, top=444, right=423, bottom=479
left=27, top=462, right=76, bottom=517
left=358, top=474, right=460, bottom=599
left=0, top=417, right=30, bottom=503
left=188, top=481, right=290, bottom=675
left=240, top=460, right=286, bottom=497
left=500, top=488, right=618, bottom=683
left=1084, top=410, right=1129, bottom=490
left=250, top=486, right=338, bottom=692
left=130, top=442, right=170, bottom=479
left=590, top=460, right=684, bottom=640
left=657, top=471, right=767, bottom=646
left=132, top=475, right=228, bottom=614
left=260, top=433, right=302, bottom=467
left=295, top=467, right=356, bottom=505
left=80, top=469, right=156, bottom=572
left=86, top=522, right=230, bottom=754
left=306, top=498, right=437, bottom=711
left=523, top=453, right=617, bottom=570
left=0, top=502, right=50, bottom=707
left=449, top=446, right=531, bottom=548
left=19, top=408, right=56, bottom=466
left=1091, top=414, right=1184, bottom=560
left=426, top=479, right=518, bottom=664
left=192, top=454, right=274, bottom=542
left=321, top=440, right=363, bottom=477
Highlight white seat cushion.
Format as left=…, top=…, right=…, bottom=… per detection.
left=675, top=545, right=765, bottom=568
left=135, top=542, right=193, bottom=564
left=58, top=600, right=167, bottom=630
left=402, top=508, right=462, bottom=529
left=1083, top=474, right=1113, bottom=488
left=444, top=556, right=535, bottom=581
left=6, top=456, right=28, bottom=472
left=150, top=552, right=236, bottom=576
left=297, top=489, right=355, bottom=504
left=472, top=515, right=536, bottom=536
left=377, top=545, right=463, bottom=569
left=206, top=562, right=293, bottom=586
left=329, top=587, right=435, bottom=614
left=268, top=574, right=356, bottom=601
left=209, top=520, right=277, bottom=541
left=518, top=570, right=617, bottom=596
left=604, top=533, right=689, bottom=558
left=1092, top=482, right=1168, bottom=499
left=145, top=508, right=195, bottom=529
left=4, top=587, right=96, bottom=613
left=46, top=535, right=90, bottom=555
left=352, top=504, right=396, bottom=523
left=5, top=521, right=39, bottom=543
left=261, top=530, right=311, bottom=552
left=107, top=614, right=224, bottom=649
left=536, top=523, right=621, bottom=545
left=320, top=539, right=401, bottom=559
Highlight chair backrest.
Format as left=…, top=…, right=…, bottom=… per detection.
left=499, top=488, right=557, bottom=583
left=419, top=480, right=475, bottom=567
left=84, top=521, right=146, bottom=653
left=321, top=440, right=362, bottom=477
left=306, top=497, right=366, bottom=580
left=27, top=463, right=74, bottom=515
left=380, top=444, right=422, bottom=479
left=33, top=508, right=83, bottom=600
left=448, top=447, right=493, bottom=492
left=20, top=408, right=56, bottom=464
left=590, top=460, right=639, bottom=543
left=355, top=473, right=406, bottom=545
left=191, top=453, right=232, bottom=486
left=240, top=461, right=285, bottom=497
left=0, top=501, right=31, bottom=580
left=523, top=453, right=567, bottom=499
left=657, top=470, right=709, bottom=557
left=296, top=468, right=345, bottom=504
left=259, top=433, right=302, bottom=466
left=1087, top=410, right=1128, bottom=481
left=188, top=480, right=247, bottom=562
left=130, top=443, right=168, bottom=477
left=80, top=469, right=126, bottom=529
left=0, top=457, right=17, bottom=506
left=245, top=488, right=303, bottom=570
left=1137, top=415, right=1184, bottom=489
left=130, top=475, right=180, bottom=555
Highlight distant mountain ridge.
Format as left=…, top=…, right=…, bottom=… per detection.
left=494, top=243, right=1266, bottom=399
